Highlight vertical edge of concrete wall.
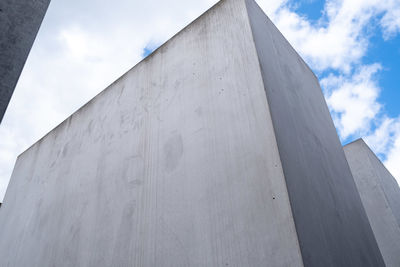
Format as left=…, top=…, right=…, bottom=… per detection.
left=244, top=1, right=385, bottom=266
left=0, top=0, right=51, bottom=122
left=0, top=0, right=304, bottom=265
left=344, top=139, right=400, bottom=267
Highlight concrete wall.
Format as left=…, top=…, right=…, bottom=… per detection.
left=344, top=139, right=400, bottom=267
left=362, top=142, right=400, bottom=228
left=0, top=0, right=304, bottom=266
left=0, top=0, right=50, bottom=122
left=245, top=1, right=384, bottom=266
left=0, top=0, right=386, bottom=266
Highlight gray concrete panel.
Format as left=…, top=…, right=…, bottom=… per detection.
left=344, top=139, right=400, bottom=267
left=244, top=1, right=385, bottom=266
left=0, top=0, right=50, bottom=122
left=0, top=0, right=303, bottom=266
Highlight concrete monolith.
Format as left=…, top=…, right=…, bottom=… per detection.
left=0, top=0, right=384, bottom=266
left=344, top=138, right=400, bottom=267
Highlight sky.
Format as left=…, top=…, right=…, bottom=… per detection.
left=0, top=0, right=399, bottom=200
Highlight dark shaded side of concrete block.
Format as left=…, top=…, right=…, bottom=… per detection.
left=245, top=0, right=385, bottom=266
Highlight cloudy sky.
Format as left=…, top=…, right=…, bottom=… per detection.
left=1, top=0, right=399, bottom=200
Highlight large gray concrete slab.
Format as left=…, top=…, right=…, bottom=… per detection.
left=0, top=0, right=50, bottom=122
left=245, top=0, right=384, bottom=266
left=0, top=0, right=385, bottom=266
left=344, top=139, right=400, bottom=267
left=0, top=0, right=304, bottom=266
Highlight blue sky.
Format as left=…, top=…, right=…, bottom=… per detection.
left=296, top=0, right=326, bottom=22
left=368, top=34, right=400, bottom=117
left=0, top=0, right=399, bottom=200
left=142, top=43, right=159, bottom=58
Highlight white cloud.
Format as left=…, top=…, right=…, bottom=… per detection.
left=365, top=117, right=400, bottom=181
left=322, top=64, right=381, bottom=139
left=379, top=0, right=400, bottom=39
left=258, top=0, right=400, bottom=72
left=385, top=133, right=400, bottom=181
left=365, top=117, right=397, bottom=155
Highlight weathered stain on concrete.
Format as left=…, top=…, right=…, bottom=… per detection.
left=0, top=0, right=303, bottom=266
left=0, top=0, right=50, bottom=122
left=344, top=139, right=400, bottom=267
left=163, top=132, right=183, bottom=173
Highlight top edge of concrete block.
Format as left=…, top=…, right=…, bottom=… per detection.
left=16, top=0, right=248, bottom=158
left=344, top=137, right=399, bottom=185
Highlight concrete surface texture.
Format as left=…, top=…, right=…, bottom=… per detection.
left=344, top=139, right=400, bottom=267
left=0, top=0, right=50, bottom=123
left=0, top=0, right=384, bottom=266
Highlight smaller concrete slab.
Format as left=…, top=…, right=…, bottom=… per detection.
left=344, top=139, right=400, bottom=267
